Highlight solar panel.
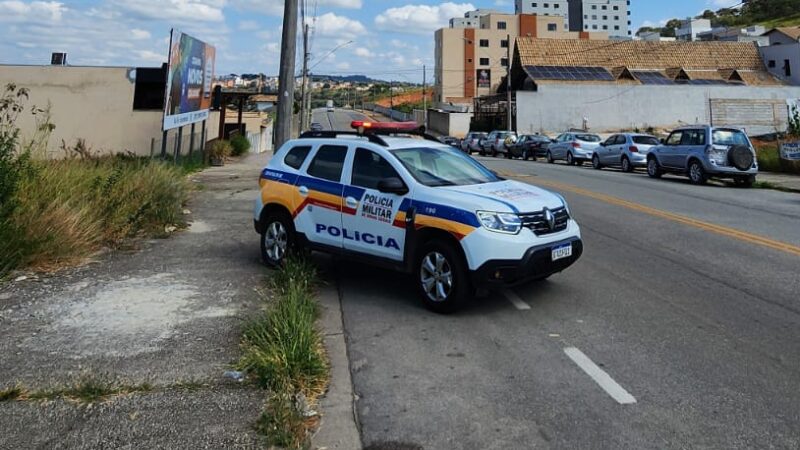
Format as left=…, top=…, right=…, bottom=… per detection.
left=525, top=65, right=614, bottom=81
left=632, top=71, right=674, bottom=85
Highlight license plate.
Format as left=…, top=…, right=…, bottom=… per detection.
left=551, top=243, right=573, bottom=261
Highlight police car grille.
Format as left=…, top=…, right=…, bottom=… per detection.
left=518, top=207, right=569, bottom=236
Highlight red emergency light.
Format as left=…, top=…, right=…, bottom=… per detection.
left=351, top=121, right=423, bottom=134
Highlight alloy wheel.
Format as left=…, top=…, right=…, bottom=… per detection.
left=420, top=252, right=453, bottom=303
left=264, top=221, right=288, bottom=262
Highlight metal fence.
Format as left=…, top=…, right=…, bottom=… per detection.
left=148, top=126, right=207, bottom=160
left=362, top=102, right=414, bottom=122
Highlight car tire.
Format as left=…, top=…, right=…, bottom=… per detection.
left=547, top=151, right=554, bottom=164
left=592, top=154, right=603, bottom=170
left=567, top=152, right=575, bottom=166
left=734, top=175, right=755, bottom=188
left=260, top=210, right=297, bottom=267
left=688, top=160, right=708, bottom=185
left=621, top=156, right=633, bottom=173
left=415, top=240, right=470, bottom=314
left=647, top=157, right=663, bottom=179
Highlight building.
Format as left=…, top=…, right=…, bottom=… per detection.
left=760, top=27, right=800, bottom=85
left=514, top=1, right=569, bottom=28
left=676, top=19, right=712, bottom=42
left=435, top=13, right=607, bottom=105
left=697, top=25, right=769, bottom=46
left=449, top=9, right=501, bottom=28
left=0, top=64, right=222, bottom=157
left=638, top=31, right=676, bottom=42
left=515, top=0, right=630, bottom=37
left=507, top=38, right=800, bottom=135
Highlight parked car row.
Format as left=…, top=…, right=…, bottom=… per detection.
left=456, top=125, right=760, bottom=187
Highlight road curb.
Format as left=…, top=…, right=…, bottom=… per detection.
left=311, top=281, right=362, bottom=450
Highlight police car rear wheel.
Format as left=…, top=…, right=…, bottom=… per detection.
left=416, top=241, right=469, bottom=314
left=261, top=212, right=295, bottom=267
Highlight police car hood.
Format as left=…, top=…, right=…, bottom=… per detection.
left=437, top=180, right=565, bottom=213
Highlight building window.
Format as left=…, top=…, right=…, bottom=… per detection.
left=584, top=14, right=588, bottom=19
left=498, top=21, right=507, bottom=30
left=501, top=39, right=509, bottom=47
left=602, top=5, right=607, bottom=9
left=480, top=57, right=490, bottom=66
left=592, top=24, right=598, bottom=29
left=584, top=24, right=588, bottom=29
left=479, top=39, right=489, bottom=47
left=613, top=5, right=619, bottom=10
left=532, top=2, right=537, bottom=6
left=614, top=16, right=619, bottom=20
left=768, top=60, right=776, bottom=68
left=591, top=4, right=596, bottom=9
left=785, top=60, right=792, bottom=77
left=467, top=58, right=472, bottom=63
left=592, top=15, right=597, bottom=19
left=501, top=58, right=509, bottom=67
left=548, top=23, right=557, bottom=31
left=544, top=3, right=549, bottom=7
left=554, top=3, right=559, bottom=8
left=603, top=25, right=608, bottom=30
left=614, top=25, right=619, bottom=30
left=603, top=15, right=607, bottom=20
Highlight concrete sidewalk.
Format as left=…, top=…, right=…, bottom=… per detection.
left=757, top=171, right=800, bottom=192
left=0, top=153, right=270, bottom=448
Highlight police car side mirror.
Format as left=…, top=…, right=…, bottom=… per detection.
left=377, top=177, right=408, bottom=195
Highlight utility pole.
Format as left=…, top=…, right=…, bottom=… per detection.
left=422, top=64, right=427, bottom=129
left=275, top=0, right=298, bottom=149
left=390, top=80, right=394, bottom=110
left=506, top=33, right=513, bottom=132
left=300, top=23, right=310, bottom=132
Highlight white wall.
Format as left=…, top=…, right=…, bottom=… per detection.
left=428, top=110, right=473, bottom=138
left=761, top=44, right=800, bottom=86
left=516, top=83, right=800, bottom=135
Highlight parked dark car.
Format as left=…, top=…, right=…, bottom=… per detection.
left=439, top=136, right=461, bottom=148
left=509, top=134, right=552, bottom=160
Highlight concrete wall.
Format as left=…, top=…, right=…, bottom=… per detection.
left=761, top=44, right=800, bottom=86
left=516, top=83, right=800, bottom=136
left=0, top=65, right=219, bottom=158
left=428, top=110, right=473, bottom=138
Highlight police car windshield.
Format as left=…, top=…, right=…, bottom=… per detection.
left=391, top=147, right=500, bottom=187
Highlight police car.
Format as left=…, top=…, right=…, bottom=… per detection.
left=254, top=121, right=583, bottom=313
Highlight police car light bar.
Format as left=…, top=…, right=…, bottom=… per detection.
left=351, top=121, right=423, bottom=135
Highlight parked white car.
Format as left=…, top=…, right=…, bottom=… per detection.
left=591, top=133, right=661, bottom=172
left=546, top=132, right=603, bottom=165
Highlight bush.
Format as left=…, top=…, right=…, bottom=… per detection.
left=206, top=139, right=232, bottom=160
left=230, top=134, right=251, bottom=156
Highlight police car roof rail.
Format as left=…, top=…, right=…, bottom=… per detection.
left=298, top=131, right=389, bottom=146
left=297, top=130, right=441, bottom=147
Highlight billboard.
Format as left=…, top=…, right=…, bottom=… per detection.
left=163, top=30, right=216, bottom=131
left=477, top=69, right=491, bottom=89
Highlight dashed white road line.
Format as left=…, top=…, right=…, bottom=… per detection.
left=503, top=289, right=531, bottom=310
left=564, top=347, right=637, bottom=405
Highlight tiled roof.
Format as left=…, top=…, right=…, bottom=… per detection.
left=515, top=38, right=782, bottom=85
left=766, top=27, right=800, bottom=41
left=516, top=38, right=766, bottom=71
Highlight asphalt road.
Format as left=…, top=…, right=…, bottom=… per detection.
left=318, top=109, right=800, bottom=449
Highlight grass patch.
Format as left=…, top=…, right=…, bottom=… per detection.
left=238, top=256, right=328, bottom=448
left=1, top=375, right=154, bottom=404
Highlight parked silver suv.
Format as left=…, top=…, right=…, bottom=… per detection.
left=647, top=126, right=758, bottom=187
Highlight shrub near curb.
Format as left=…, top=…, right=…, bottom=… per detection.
left=239, top=257, right=329, bottom=448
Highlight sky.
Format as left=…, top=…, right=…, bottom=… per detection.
left=0, top=0, right=743, bottom=82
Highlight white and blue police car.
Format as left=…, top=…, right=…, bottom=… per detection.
left=255, top=121, right=583, bottom=313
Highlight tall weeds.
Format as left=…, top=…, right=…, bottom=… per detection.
left=0, top=84, right=190, bottom=277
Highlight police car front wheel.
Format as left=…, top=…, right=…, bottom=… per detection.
left=415, top=241, right=470, bottom=314
left=261, top=211, right=296, bottom=267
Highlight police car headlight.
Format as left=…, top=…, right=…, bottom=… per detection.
left=477, top=211, right=522, bottom=235
left=554, top=193, right=571, bottom=217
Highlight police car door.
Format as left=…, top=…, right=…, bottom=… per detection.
left=341, top=147, right=409, bottom=261
left=296, top=144, right=349, bottom=249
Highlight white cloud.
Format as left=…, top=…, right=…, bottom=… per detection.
left=312, top=12, right=366, bottom=38
left=131, top=28, right=151, bottom=40
left=708, top=0, right=741, bottom=7
left=336, top=61, right=350, bottom=70
left=0, top=1, right=66, bottom=22
left=111, top=0, right=225, bottom=23
left=239, top=19, right=259, bottom=30
left=232, top=0, right=361, bottom=16
left=375, top=2, right=474, bottom=35
left=136, top=50, right=165, bottom=62
left=353, top=47, right=373, bottom=58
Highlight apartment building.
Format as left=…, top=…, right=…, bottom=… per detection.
left=450, top=9, right=502, bottom=28
left=676, top=19, right=712, bottom=41
left=516, top=0, right=630, bottom=38
left=514, top=1, right=569, bottom=28
left=435, top=13, right=607, bottom=104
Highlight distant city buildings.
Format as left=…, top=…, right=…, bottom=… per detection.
left=515, top=0, right=631, bottom=38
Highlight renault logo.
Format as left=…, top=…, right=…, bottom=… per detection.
left=544, top=207, right=555, bottom=230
